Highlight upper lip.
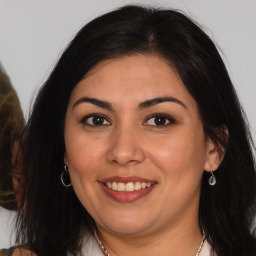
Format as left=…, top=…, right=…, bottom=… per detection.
left=100, top=176, right=157, bottom=184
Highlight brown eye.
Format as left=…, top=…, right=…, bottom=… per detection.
left=144, top=114, right=175, bottom=127
left=154, top=116, right=168, bottom=125
left=91, top=116, right=104, bottom=125
left=82, top=114, right=110, bottom=126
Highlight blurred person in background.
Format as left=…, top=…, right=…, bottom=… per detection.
left=0, top=61, right=24, bottom=248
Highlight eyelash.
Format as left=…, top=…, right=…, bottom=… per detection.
left=80, top=113, right=175, bottom=127
left=143, top=113, right=175, bottom=127
left=80, top=114, right=111, bottom=126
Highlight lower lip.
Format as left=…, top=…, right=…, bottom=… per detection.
left=99, top=183, right=156, bottom=203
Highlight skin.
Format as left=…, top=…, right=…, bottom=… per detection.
left=64, top=54, right=219, bottom=256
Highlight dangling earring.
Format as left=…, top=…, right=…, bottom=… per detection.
left=208, top=169, right=216, bottom=186
left=61, top=165, right=72, bottom=187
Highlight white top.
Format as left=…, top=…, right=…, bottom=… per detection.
left=80, top=232, right=214, bottom=256
left=200, top=239, right=214, bottom=256
left=0, top=206, right=17, bottom=248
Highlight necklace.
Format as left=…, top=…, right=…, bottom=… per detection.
left=94, top=230, right=205, bottom=256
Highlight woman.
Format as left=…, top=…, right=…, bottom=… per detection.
left=5, top=4, right=256, bottom=256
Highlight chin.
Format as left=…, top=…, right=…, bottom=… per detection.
left=98, top=212, right=154, bottom=236
left=106, top=224, right=149, bottom=236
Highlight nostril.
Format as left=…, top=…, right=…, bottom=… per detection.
left=111, top=158, right=139, bottom=165
left=106, top=133, right=146, bottom=165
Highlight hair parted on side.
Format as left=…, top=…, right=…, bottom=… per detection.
left=18, top=5, right=256, bottom=256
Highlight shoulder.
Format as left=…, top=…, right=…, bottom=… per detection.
left=12, top=248, right=36, bottom=256
left=0, top=248, right=36, bottom=256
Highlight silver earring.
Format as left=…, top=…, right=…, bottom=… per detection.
left=61, top=165, right=72, bottom=187
left=208, top=169, right=216, bottom=186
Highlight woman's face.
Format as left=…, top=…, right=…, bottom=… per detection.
left=64, top=54, right=215, bottom=236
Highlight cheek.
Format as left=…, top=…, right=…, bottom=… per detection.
left=149, top=141, right=192, bottom=178
left=147, top=128, right=206, bottom=181
left=64, top=131, right=107, bottom=210
left=65, top=130, right=107, bottom=178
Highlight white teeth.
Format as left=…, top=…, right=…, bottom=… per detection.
left=141, top=182, right=146, bottom=189
left=146, top=183, right=152, bottom=188
left=112, top=182, right=118, bottom=191
left=134, top=182, right=142, bottom=190
left=126, top=182, right=134, bottom=191
left=105, top=181, right=154, bottom=192
left=117, top=183, right=126, bottom=191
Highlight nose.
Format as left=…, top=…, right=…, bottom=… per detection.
left=106, top=126, right=145, bottom=166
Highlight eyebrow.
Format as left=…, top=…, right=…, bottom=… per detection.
left=138, top=97, right=187, bottom=110
left=72, top=96, right=187, bottom=111
left=73, top=97, right=113, bottom=110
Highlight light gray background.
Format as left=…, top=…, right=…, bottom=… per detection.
left=0, top=0, right=255, bottom=141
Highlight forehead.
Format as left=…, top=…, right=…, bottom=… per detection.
left=69, top=54, right=198, bottom=112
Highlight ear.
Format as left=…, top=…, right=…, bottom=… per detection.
left=64, top=153, right=69, bottom=166
left=204, top=126, right=229, bottom=172
left=204, top=138, right=220, bottom=172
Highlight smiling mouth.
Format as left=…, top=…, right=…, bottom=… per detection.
left=99, top=176, right=157, bottom=202
left=104, top=181, right=154, bottom=192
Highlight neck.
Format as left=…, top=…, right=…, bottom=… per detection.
left=96, top=218, right=203, bottom=256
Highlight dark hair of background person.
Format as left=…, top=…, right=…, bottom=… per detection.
left=0, top=63, right=24, bottom=211
left=17, top=5, right=256, bottom=256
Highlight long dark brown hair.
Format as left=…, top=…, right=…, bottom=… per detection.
left=18, top=5, right=256, bottom=256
